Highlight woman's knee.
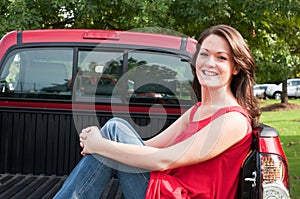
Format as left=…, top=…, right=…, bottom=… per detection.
left=101, top=117, right=144, bottom=145
left=107, top=117, right=130, bottom=128
left=101, top=117, right=130, bottom=140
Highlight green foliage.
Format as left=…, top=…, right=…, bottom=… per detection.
left=0, top=0, right=174, bottom=35
left=246, top=0, right=300, bottom=84
left=254, top=37, right=300, bottom=83
left=169, top=0, right=237, bottom=37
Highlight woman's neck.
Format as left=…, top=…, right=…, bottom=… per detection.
left=200, top=86, right=239, bottom=107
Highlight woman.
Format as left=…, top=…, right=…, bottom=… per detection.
left=54, top=24, right=260, bottom=199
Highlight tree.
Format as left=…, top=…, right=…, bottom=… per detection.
left=245, top=0, right=300, bottom=103
left=0, top=0, right=174, bottom=37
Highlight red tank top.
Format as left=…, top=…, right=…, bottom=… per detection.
left=145, top=102, right=252, bottom=199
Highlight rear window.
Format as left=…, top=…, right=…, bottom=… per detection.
left=0, top=47, right=194, bottom=105
left=0, top=48, right=73, bottom=99
left=75, top=49, right=194, bottom=105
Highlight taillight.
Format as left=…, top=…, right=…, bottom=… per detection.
left=261, top=154, right=290, bottom=198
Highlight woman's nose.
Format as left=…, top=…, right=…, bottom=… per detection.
left=207, top=57, right=216, bottom=67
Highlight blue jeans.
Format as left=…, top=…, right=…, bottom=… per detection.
left=54, top=118, right=150, bottom=199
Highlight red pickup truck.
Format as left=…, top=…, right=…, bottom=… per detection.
left=0, top=29, right=290, bottom=198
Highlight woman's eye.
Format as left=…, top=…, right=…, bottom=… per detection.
left=218, top=56, right=227, bottom=60
left=199, top=52, right=208, bottom=56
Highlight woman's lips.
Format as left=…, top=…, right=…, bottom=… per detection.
left=202, top=70, right=219, bottom=76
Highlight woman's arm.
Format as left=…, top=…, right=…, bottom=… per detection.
left=80, top=111, right=248, bottom=171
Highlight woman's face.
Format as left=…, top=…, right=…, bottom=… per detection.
left=195, top=34, right=237, bottom=90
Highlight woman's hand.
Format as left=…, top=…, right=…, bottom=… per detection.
left=79, top=126, right=102, bottom=156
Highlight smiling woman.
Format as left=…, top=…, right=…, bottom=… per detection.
left=53, top=25, right=261, bottom=199
left=190, top=25, right=259, bottom=127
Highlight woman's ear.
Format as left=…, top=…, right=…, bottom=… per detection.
left=232, top=66, right=240, bottom=75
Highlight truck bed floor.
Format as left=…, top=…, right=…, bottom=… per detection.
left=0, top=174, right=124, bottom=199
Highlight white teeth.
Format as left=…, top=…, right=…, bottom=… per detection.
left=202, top=70, right=218, bottom=76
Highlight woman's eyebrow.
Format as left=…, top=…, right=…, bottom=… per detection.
left=200, top=48, right=230, bottom=55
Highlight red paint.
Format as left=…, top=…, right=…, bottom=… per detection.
left=0, top=29, right=197, bottom=55
left=259, top=137, right=287, bottom=159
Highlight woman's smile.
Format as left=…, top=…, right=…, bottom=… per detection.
left=201, top=69, right=219, bottom=77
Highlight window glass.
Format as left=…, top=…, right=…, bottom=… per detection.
left=74, top=50, right=194, bottom=105
left=0, top=49, right=73, bottom=99
left=75, top=50, right=124, bottom=101
left=127, top=51, right=193, bottom=105
left=291, top=80, right=300, bottom=86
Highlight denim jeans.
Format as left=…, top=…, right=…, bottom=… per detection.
left=53, top=118, right=150, bottom=199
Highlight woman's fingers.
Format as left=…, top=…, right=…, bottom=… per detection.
left=80, top=141, right=84, bottom=148
left=79, top=126, right=101, bottom=156
left=80, top=133, right=87, bottom=140
left=81, top=127, right=91, bottom=134
left=80, top=141, right=87, bottom=156
left=79, top=127, right=93, bottom=142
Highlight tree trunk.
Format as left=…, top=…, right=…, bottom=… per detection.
left=281, top=80, right=288, bottom=103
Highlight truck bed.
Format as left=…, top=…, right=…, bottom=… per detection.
left=0, top=109, right=177, bottom=199
left=0, top=174, right=123, bottom=199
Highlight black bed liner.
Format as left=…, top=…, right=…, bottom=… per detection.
left=0, top=174, right=123, bottom=199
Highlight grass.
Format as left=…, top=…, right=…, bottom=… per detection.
left=259, top=99, right=300, bottom=198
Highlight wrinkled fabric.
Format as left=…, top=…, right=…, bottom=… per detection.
left=146, top=172, right=190, bottom=199
left=145, top=102, right=252, bottom=199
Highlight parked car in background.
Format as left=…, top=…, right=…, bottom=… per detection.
left=253, top=84, right=275, bottom=99
left=265, top=78, right=300, bottom=100
left=295, top=86, right=300, bottom=98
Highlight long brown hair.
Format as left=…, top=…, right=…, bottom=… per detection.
left=190, top=25, right=260, bottom=127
